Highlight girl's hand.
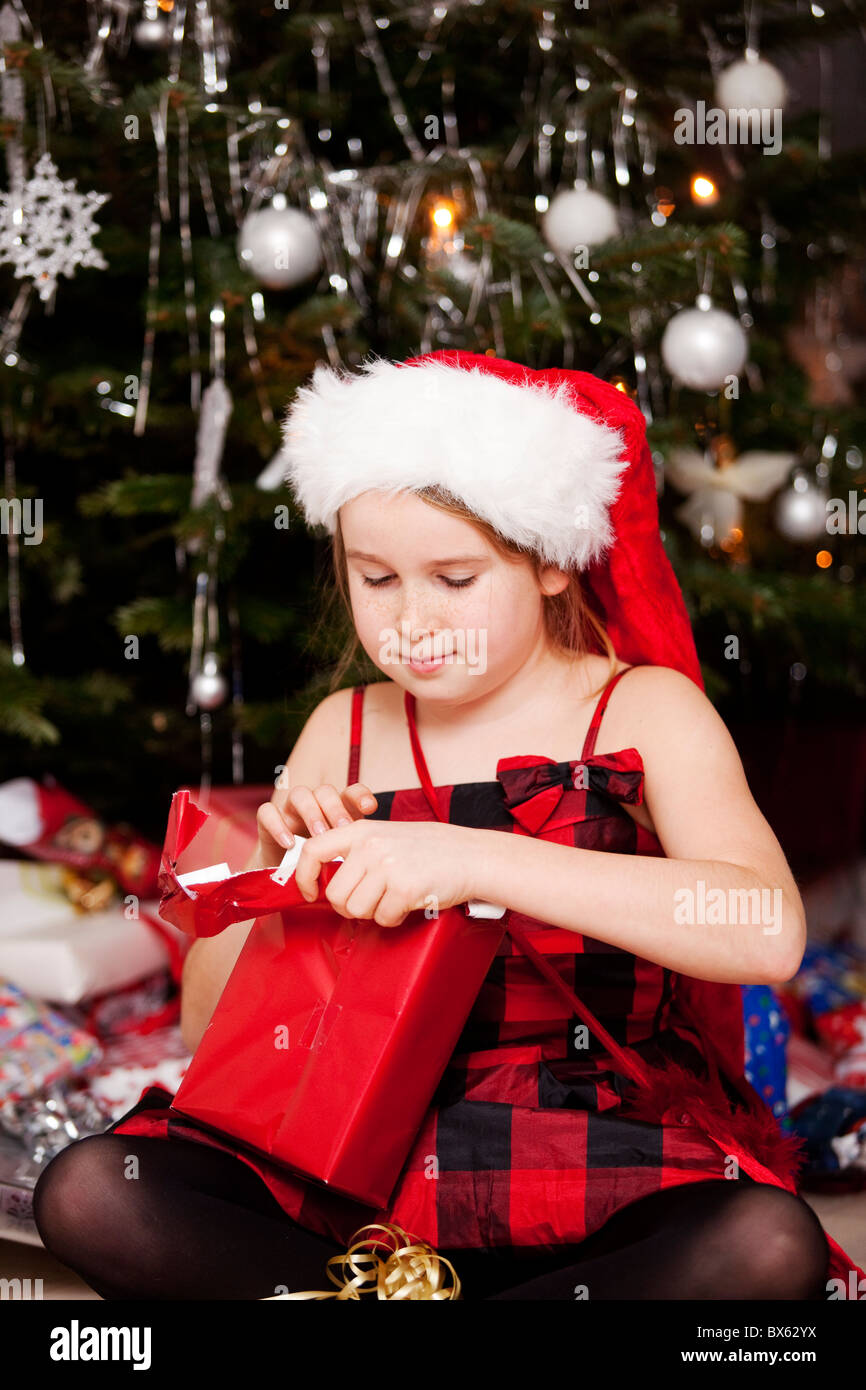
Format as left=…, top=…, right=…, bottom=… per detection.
left=255, top=783, right=378, bottom=867
left=292, top=818, right=487, bottom=926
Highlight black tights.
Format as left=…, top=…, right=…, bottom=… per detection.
left=32, top=1132, right=831, bottom=1301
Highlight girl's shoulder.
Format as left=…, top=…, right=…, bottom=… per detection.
left=319, top=679, right=397, bottom=723
left=291, top=680, right=397, bottom=788
left=281, top=685, right=362, bottom=789
left=602, top=663, right=712, bottom=750
left=614, top=662, right=706, bottom=701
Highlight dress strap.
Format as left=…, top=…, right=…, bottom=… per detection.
left=404, top=690, right=448, bottom=822
left=346, top=684, right=365, bottom=785
left=581, top=666, right=635, bottom=760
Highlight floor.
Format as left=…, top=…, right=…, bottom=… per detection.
left=2, top=1190, right=864, bottom=1299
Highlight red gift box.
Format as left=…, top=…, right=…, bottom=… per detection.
left=159, top=790, right=507, bottom=1208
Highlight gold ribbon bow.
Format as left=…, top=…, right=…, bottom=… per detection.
left=261, top=1222, right=462, bottom=1301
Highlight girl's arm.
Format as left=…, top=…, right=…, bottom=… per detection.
left=179, top=691, right=348, bottom=1052
left=472, top=666, right=806, bottom=985
left=179, top=908, right=258, bottom=1055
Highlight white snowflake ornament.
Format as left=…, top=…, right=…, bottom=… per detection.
left=0, top=152, right=110, bottom=302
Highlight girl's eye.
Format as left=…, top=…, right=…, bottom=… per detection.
left=361, top=575, right=476, bottom=590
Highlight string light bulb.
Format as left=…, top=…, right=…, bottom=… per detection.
left=720, top=526, right=744, bottom=553
left=431, top=201, right=456, bottom=230
left=426, top=199, right=460, bottom=259
left=691, top=174, right=719, bottom=205
left=654, top=187, right=675, bottom=219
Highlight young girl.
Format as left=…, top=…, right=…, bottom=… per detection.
left=33, top=351, right=862, bottom=1301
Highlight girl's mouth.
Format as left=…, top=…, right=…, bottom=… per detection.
left=406, top=650, right=454, bottom=672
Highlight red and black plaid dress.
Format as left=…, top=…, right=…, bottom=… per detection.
left=108, top=666, right=819, bottom=1260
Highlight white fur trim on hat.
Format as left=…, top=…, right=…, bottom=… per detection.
left=280, top=355, right=629, bottom=571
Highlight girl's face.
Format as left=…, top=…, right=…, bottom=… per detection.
left=339, top=490, right=569, bottom=698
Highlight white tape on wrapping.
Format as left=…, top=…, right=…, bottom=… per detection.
left=464, top=899, right=507, bottom=919
left=270, top=834, right=344, bottom=886
left=176, top=862, right=232, bottom=893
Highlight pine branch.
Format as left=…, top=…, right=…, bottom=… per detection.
left=79, top=475, right=194, bottom=517
left=0, top=647, right=60, bottom=746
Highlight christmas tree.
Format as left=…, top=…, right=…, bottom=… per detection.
left=0, top=0, right=864, bottom=837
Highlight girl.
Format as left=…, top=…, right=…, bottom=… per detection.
left=32, top=351, right=862, bottom=1301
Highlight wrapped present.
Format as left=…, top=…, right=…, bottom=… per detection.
left=0, top=1082, right=108, bottom=1159
left=0, top=777, right=161, bottom=898
left=814, top=1000, right=866, bottom=1059
left=834, top=1044, right=866, bottom=1091
left=789, top=1086, right=866, bottom=1184
left=161, top=790, right=507, bottom=1208
left=0, top=979, right=101, bottom=1104
left=742, top=983, right=790, bottom=1122
left=792, top=941, right=866, bottom=1018
left=0, top=861, right=186, bottom=1005
left=74, top=968, right=180, bottom=1040
left=79, top=1023, right=192, bottom=1121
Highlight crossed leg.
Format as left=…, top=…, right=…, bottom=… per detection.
left=32, top=1134, right=829, bottom=1302
left=467, top=1178, right=830, bottom=1301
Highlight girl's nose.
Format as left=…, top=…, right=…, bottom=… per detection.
left=398, top=611, right=445, bottom=658
left=398, top=588, right=442, bottom=637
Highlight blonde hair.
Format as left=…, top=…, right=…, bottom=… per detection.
left=308, top=485, right=619, bottom=698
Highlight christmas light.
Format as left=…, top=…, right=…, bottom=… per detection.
left=691, top=174, right=718, bottom=204
left=655, top=187, right=675, bottom=218
left=431, top=202, right=456, bottom=229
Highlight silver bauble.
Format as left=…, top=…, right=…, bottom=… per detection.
left=661, top=301, right=749, bottom=390
left=541, top=187, right=620, bottom=255
left=133, top=17, right=170, bottom=48
left=438, top=250, right=483, bottom=287
left=191, top=654, right=229, bottom=711
left=237, top=205, right=323, bottom=290
left=773, top=475, right=828, bottom=543
left=715, top=56, right=788, bottom=112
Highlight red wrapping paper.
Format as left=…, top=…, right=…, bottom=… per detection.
left=159, top=790, right=507, bottom=1208
left=157, top=788, right=283, bottom=938
left=172, top=784, right=270, bottom=874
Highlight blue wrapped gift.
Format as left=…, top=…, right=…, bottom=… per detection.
left=742, top=983, right=790, bottom=1126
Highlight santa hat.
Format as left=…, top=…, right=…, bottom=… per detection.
left=281, top=349, right=703, bottom=688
